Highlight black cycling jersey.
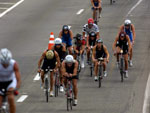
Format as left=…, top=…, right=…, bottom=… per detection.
left=116, top=36, right=128, bottom=54
left=95, top=45, right=106, bottom=59
left=54, top=45, right=66, bottom=60
left=65, top=63, right=75, bottom=74
left=89, top=37, right=96, bottom=46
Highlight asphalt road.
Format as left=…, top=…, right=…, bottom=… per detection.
left=0, top=0, right=150, bottom=113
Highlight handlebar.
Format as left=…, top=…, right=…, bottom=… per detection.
left=98, top=57, right=104, bottom=62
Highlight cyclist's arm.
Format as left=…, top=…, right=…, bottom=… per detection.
left=91, top=0, right=95, bottom=7
left=131, top=24, right=136, bottom=42
left=62, top=61, right=67, bottom=76
left=112, top=37, right=118, bottom=52
left=72, top=61, right=78, bottom=76
left=103, top=45, right=109, bottom=61
left=55, top=51, right=60, bottom=69
left=98, top=0, right=101, bottom=8
left=58, top=31, right=62, bottom=38
left=38, top=51, right=46, bottom=69
left=14, top=62, right=21, bottom=89
left=69, top=30, right=73, bottom=40
left=86, top=36, right=89, bottom=47
left=126, top=35, right=131, bottom=52
left=119, top=25, right=124, bottom=34
left=81, top=44, right=85, bottom=53
left=92, top=46, right=96, bottom=61
left=73, top=45, right=78, bottom=53
left=96, top=32, right=100, bottom=39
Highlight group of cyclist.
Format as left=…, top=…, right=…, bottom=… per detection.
left=0, top=0, right=136, bottom=112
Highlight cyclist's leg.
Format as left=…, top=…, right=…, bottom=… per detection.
left=40, top=71, right=45, bottom=84
left=116, top=47, right=120, bottom=62
left=94, top=61, right=98, bottom=76
left=50, top=71, right=54, bottom=92
left=102, top=58, right=107, bottom=71
left=67, top=38, right=73, bottom=55
left=72, top=78, right=78, bottom=99
left=59, top=64, right=64, bottom=86
left=7, top=77, right=17, bottom=113
left=129, top=44, right=133, bottom=61
left=124, top=53, right=128, bottom=70
left=86, top=47, right=90, bottom=61
left=7, top=88, right=15, bottom=113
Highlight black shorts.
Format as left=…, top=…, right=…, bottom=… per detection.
left=65, top=75, right=78, bottom=80
left=41, top=61, right=56, bottom=72
left=0, top=80, right=12, bottom=96
left=116, top=44, right=128, bottom=55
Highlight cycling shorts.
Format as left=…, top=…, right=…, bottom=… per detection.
left=62, top=37, right=72, bottom=47
left=0, top=77, right=17, bottom=96
left=41, top=61, right=56, bottom=72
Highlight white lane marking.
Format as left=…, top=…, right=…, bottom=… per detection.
left=0, top=7, right=8, bottom=10
left=17, top=95, right=28, bottom=102
left=126, top=0, right=143, bottom=17
left=0, top=0, right=24, bottom=18
left=76, top=9, right=84, bottom=15
left=0, top=2, right=15, bottom=5
left=33, top=73, right=40, bottom=81
left=143, top=73, right=150, bottom=113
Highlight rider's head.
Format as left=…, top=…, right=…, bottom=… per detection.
left=119, top=31, right=126, bottom=40
left=62, top=25, right=69, bottom=34
left=65, top=55, right=75, bottom=67
left=96, top=38, right=103, bottom=47
left=89, top=32, right=96, bottom=40
left=0, top=48, right=12, bottom=67
left=124, top=19, right=131, bottom=29
left=46, top=50, right=54, bottom=60
left=55, top=38, right=62, bottom=48
left=88, top=18, right=94, bottom=28
left=76, top=34, right=82, bottom=43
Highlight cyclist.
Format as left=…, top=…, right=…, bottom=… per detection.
left=91, top=0, right=102, bottom=20
left=119, top=19, right=136, bottom=66
left=92, top=39, right=109, bottom=81
left=0, top=48, right=21, bottom=113
left=86, top=32, right=98, bottom=63
left=113, top=31, right=131, bottom=78
left=59, top=25, right=73, bottom=54
left=52, top=38, right=66, bottom=92
left=62, top=55, right=78, bottom=106
left=82, top=18, right=100, bottom=40
left=38, top=50, right=60, bottom=97
left=73, top=33, right=86, bottom=68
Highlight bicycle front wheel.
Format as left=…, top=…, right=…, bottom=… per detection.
left=98, top=65, right=102, bottom=88
left=120, top=58, right=124, bottom=82
left=45, top=78, right=49, bottom=102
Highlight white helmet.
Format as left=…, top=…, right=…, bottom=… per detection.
left=55, top=38, right=62, bottom=45
left=124, top=19, right=131, bottom=26
left=65, top=55, right=74, bottom=63
left=0, top=48, right=12, bottom=64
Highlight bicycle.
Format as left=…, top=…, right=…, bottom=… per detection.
left=44, top=67, right=52, bottom=102
left=89, top=43, right=94, bottom=77
left=94, top=8, right=99, bottom=25
left=76, top=53, right=81, bottom=79
left=119, top=49, right=125, bottom=82
left=0, top=89, right=18, bottom=113
left=66, top=77, right=74, bottom=111
left=97, top=57, right=104, bottom=88
left=54, top=70, right=60, bottom=97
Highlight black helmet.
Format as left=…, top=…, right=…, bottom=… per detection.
left=89, top=32, right=96, bottom=37
left=96, top=38, right=103, bottom=43
left=62, top=25, right=69, bottom=31
left=76, top=33, right=82, bottom=40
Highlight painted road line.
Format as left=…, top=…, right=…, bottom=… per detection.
left=0, top=0, right=24, bottom=18
left=0, top=2, right=15, bottom=5
left=76, top=9, right=84, bottom=15
left=33, top=73, right=40, bottom=81
left=126, top=0, right=143, bottom=17
left=142, top=73, right=150, bottom=113
left=17, top=95, right=28, bottom=102
left=0, top=8, right=8, bottom=10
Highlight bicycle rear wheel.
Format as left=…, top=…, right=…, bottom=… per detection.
left=110, top=0, right=113, bottom=4
left=45, top=78, right=49, bottom=102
